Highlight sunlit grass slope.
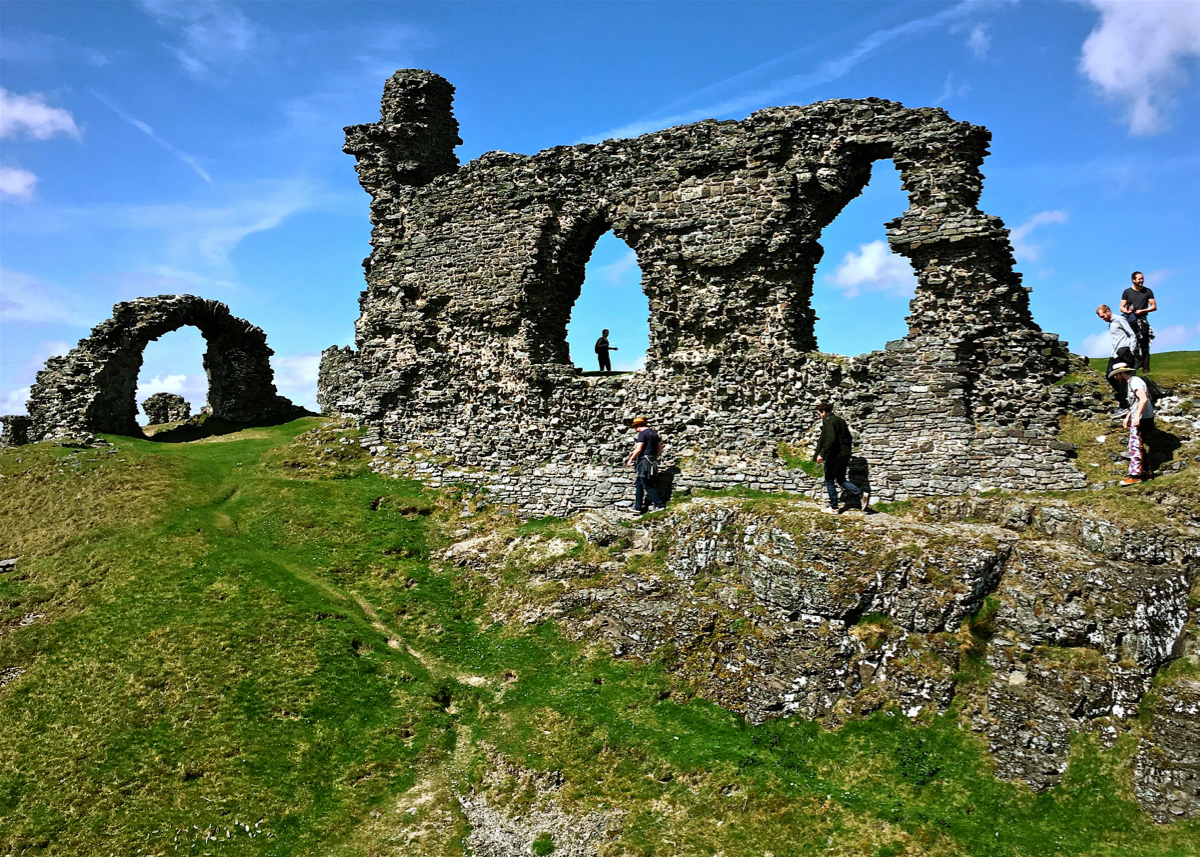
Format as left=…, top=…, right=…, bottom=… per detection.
left=2, top=418, right=1197, bottom=855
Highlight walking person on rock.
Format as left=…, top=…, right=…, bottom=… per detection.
left=1109, top=363, right=1156, bottom=485
left=813, top=401, right=869, bottom=514
left=1096, top=304, right=1139, bottom=416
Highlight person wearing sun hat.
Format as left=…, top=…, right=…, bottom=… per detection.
left=1108, top=362, right=1155, bottom=485
left=624, top=416, right=664, bottom=514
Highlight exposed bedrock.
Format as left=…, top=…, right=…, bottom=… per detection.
left=19, top=295, right=298, bottom=443
left=321, top=69, right=1086, bottom=514
left=458, top=496, right=1200, bottom=821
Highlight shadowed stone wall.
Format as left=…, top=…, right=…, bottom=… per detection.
left=16, top=295, right=296, bottom=443
left=319, top=70, right=1085, bottom=515
left=142, top=392, right=192, bottom=425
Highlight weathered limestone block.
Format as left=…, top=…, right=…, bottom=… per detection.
left=24, top=295, right=299, bottom=442
left=141, top=392, right=191, bottom=425
left=321, top=70, right=1086, bottom=513
left=1136, top=677, right=1200, bottom=823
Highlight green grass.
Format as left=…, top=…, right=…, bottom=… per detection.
left=2, top=418, right=1198, bottom=855
left=1088, top=350, right=1200, bottom=391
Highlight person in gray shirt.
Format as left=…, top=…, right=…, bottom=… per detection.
left=1096, top=304, right=1138, bottom=415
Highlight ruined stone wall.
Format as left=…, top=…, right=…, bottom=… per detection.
left=17, top=295, right=297, bottom=443
left=141, top=392, right=192, bottom=425
left=320, top=70, right=1085, bottom=516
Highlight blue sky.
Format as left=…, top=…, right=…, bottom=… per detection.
left=2, top=1, right=1198, bottom=417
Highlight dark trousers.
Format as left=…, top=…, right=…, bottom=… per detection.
left=824, top=455, right=863, bottom=509
left=1123, top=314, right=1151, bottom=371
left=634, top=459, right=662, bottom=511
left=598, top=352, right=612, bottom=372
left=1105, top=347, right=1138, bottom=408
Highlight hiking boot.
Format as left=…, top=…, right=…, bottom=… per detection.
left=1119, top=477, right=1142, bottom=486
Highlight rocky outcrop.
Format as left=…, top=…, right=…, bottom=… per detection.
left=321, top=69, right=1086, bottom=516
left=141, top=392, right=192, bottom=425
left=19, top=295, right=298, bottom=443
left=0, top=415, right=31, bottom=449
left=455, top=493, right=1199, bottom=822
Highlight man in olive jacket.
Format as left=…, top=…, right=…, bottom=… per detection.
left=813, top=401, right=869, bottom=514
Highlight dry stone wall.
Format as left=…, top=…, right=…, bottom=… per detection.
left=320, top=70, right=1086, bottom=515
left=12, top=295, right=297, bottom=443
left=141, top=392, right=192, bottom=425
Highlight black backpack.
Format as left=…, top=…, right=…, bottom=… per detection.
left=1143, top=376, right=1164, bottom=404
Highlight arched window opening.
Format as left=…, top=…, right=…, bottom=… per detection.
left=135, top=327, right=208, bottom=427
left=812, top=160, right=916, bottom=357
left=566, top=231, right=650, bottom=375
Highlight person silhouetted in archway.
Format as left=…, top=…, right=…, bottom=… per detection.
left=595, top=329, right=618, bottom=372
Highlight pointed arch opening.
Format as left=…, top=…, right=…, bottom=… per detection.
left=812, top=159, right=917, bottom=357
left=565, top=230, right=650, bottom=375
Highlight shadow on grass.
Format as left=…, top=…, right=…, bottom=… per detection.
left=143, top=410, right=317, bottom=443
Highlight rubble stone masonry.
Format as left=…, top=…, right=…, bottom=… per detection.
left=315, top=69, right=1085, bottom=514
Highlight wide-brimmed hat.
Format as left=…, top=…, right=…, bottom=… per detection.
left=631, top=416, right=648, bottom=427
left=1107, top=362, right=1136, bottom=378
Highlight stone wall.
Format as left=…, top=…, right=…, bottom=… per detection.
left=319, top=70, right=1086, bottom=516
left=141, top=392, right=192, bottom=425
left=12, top=295, right=297, bottom=444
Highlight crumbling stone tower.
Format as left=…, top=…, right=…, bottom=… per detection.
left=320, top=70, right=1084, bottom=515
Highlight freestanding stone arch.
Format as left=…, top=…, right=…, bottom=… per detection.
left=319, top=70, right=1085, bottom=515
left=22, top=295, right=297, bottom=442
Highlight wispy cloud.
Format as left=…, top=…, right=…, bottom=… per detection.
left=139, top=0, right=257, bottom=79
left=0, top=88, right=80, bottom=139
left=89, top=89, right=213, bottom=184
left=1009, top=210, right=1068, bottom=262
left=587, top=250, right=641, bottom=288
left=827, top=240, right=916, bottom=299
left=966, top=23, right=991, bottom=58
left=935, top=72, right=971, bottom=104
left=0, top=269, right=95, bottom=326
left=0, top=29, right=110, bottom=67
left=0, top=167, right=38, bottom=202
left=1079, top=0, right=1200, bottom=135
left=580, top=1, right=984, bottom=142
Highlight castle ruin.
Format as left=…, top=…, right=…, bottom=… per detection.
left=319, top=70, right=1085, bottom=515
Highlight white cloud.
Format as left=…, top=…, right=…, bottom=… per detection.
left=0, top=167, right=38, bottom=201
left=1079, top=331, right=1112, bottom=358
left=1009, top=210, right=1069, bottom=262
left=89, top=89, right=213, bottom=184
left=0, top=88, right=80, bottom=139
left=591, top=250, right=641, bottom=288
left=140, top=0, right=257, bottom=78
left=1150, top=323, right=1200, bottom=350
left=272, top=352, right=321, bottom=410
left=828, top=240, right=916, bottom=299
left=0, top=269, right=94, bottom=326
left=1079, top=1, right=1200, bottom=135
left=2, top=387, right=30, bottom=415
left=967, top=24, right=991, bottom=58
left=139, top=373, right=189, bottom=395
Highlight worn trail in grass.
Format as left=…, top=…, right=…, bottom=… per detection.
left=2, top=419, right=1197, bottom=856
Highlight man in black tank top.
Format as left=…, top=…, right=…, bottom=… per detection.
left=1120, top=271, right=1157, bottom=371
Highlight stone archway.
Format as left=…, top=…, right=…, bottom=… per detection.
left=23, top=295, right=298, bottom=442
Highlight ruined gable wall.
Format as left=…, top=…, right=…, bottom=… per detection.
left=320, top=70, right=1085, bottom=516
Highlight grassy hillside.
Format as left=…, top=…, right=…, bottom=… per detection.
left=2, top=406, right=1198, bottom=854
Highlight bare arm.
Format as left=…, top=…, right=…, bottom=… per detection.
left=1144, top=297, right=1157, bottom=315
left=1120, top=297, right=1131, bottom=314
left=1124, top=385, right=1148, bottom=428
left=626, top=441, right=644, bottom=467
